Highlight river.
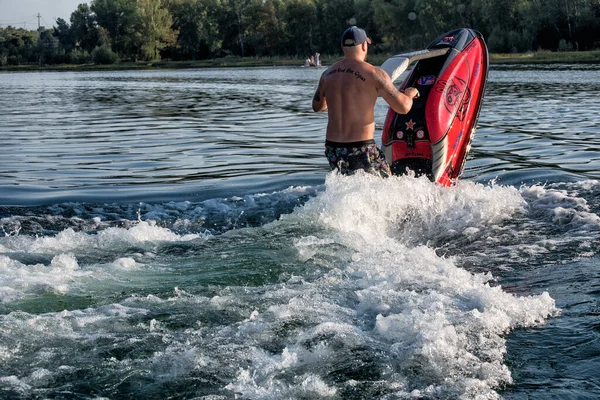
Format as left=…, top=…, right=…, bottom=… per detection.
left=0, top=65, right=599, bottom=399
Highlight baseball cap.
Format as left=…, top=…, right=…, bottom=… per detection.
left=341, top=26, right=372, bottom=47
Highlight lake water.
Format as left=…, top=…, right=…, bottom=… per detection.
left=0, top=65, right=599, bottom=399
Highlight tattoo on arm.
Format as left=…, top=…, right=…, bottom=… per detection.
left=312, top=73, right=328, bottom=111
left=313, top=88, right=321, bottom=102
left=374, top=68, right=399, bottom=98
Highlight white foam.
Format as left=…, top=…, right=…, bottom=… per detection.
left=0, top=220, right=204, bottom=255
left=0, top=253, right=85, bottom=302
left=295, top=173, right=526, bottom=251
left=227, top=174, right=559, bottom=398
left=109, top=257, right=142, bottom=271
left=293, top=235, right=337, bottom=261
left=520, top=183, right=600, bottom=241
left=2, top=304, right=149, bottom=339
left=0, top=176, right=568, bottom=398
left=228, top=267, right=551, bottom=399
left=522, top=183, right=599, bottom=223
left=559, top=179, right=599, bottom=191
left=226, top=346, right=337, bottom=399
left=0, top=219, right=207, bottom=301
left=0, top=375, right=31, bottom=395
left=146, top=345, right=208, bottom=381
left=0, top=252, right=155, bottom=303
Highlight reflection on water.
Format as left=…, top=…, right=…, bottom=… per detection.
left=459, top=66, right=600, bottom=185
left=0, top=68, right=326, bottom=204
left=1, top=65, right=599, bottom=205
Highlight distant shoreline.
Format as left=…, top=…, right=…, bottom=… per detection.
left=1, top=50, right=599, bottom=72
left=487, top=50, right=600, bottom=64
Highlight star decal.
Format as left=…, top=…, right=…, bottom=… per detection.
left=405, top=119, right=416, bottom=130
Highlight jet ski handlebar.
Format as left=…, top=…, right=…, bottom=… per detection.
left=380, top=48, right=451, bottom=82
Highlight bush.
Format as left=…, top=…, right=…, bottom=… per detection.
left=71, top=48, right=91, bottom=64
left=7, top=55, right=20, bottom=65
left=92, top=46, right=118, bottom=65
left=557, top=39, right=574, bottom=52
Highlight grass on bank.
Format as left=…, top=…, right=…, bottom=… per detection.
left=0, top=56, right=309, bottom=71
left=489, top=49, right=600, bottom=64
left=1, top=50, right=599, bottom=72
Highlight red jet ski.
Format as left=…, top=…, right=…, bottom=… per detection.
left=380, top=28, right=489, bottom=186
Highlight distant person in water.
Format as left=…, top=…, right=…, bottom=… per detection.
left=312, top=26, right=420, bottom=178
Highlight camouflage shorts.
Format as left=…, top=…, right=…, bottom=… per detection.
left=325, top=139, right=391, bottom=178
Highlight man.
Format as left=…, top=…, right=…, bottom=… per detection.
left=312, top=26, right=420, bottom=177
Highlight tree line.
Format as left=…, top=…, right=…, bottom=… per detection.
left=1, top=0, right=599, bottom=66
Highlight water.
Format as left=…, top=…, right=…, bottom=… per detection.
left=0, top=65, right=598, bottom=399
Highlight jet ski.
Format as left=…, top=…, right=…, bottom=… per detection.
left=380, top=28, right=489, bottom=186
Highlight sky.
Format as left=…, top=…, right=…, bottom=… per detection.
left=0, top=0, right=89, bottom=29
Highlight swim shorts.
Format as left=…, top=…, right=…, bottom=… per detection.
left=325, top=139, right=391, bottom=178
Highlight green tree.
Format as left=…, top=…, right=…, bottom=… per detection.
left=70, top=3, right=99, bottom=53
left=573, top=0, right=600, bottom=50
left=168, top=0, right=222, bottom=60
left=0, top=27, right=38, bottom=65
left=53, top=18, right=75, bottom=52
left=6, top=0, right=600, bottom=66
left=35, top=28, right=61, bottom=65
left=520, top=0, right=600, bottom=51
left=415, top=0, right=461, bottom=46
left=91, top=0, right=138, bottom=58
left=372, top=0, right=414, bottom=50
left=136, top=0, right=178, bottom=60
left=353, top=0, right=379, bottom=45
left=244, top=0, right=286, bottom=56
left=283, top=0, right=318, bottom=56
left=220, top=0, right=252, bottom=56
left=314, top=0, right=355, bottom=54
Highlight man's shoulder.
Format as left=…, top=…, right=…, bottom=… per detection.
left=324, top=59, right=344, bottom=72
left=363, top=61, right=384, bottom=74
left=355, top=62, right=387, bottom=84
left=358, top=61, right=385, bottom=78
left=370, top=64, right=392, bottom=84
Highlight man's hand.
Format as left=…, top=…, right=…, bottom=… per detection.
left=403, top=87, right=420, bottom=99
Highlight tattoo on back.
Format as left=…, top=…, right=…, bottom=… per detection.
left=327, top=67, right=366, bottom=82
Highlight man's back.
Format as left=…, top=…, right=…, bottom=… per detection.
left=319, top=59, right=379, bottom=143
left=312, top=53, right=417, bottom=144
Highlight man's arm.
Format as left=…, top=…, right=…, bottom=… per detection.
left=312, top=75, right=327, bottom=112
left=374, top=67, right=418, bottom=115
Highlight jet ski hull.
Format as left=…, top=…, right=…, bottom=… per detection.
left=381, top=28, right=489, bottom=186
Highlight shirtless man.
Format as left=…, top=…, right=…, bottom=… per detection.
left=312, top=26, right=420, bottom=177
